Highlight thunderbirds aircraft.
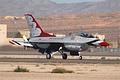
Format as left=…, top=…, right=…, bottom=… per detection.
left=9, top=14, right=109, bottom=60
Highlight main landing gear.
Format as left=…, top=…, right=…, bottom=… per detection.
left=46, top=51, right=82, bottom=60
left=59, top=49, right=67, bottom=59
left=78, top=52, right=82, bottom=60
left=46, top=52, right=68, bottom=60
left=46, top=53, right=51, bottom=59
left=79, top=56, right=82, bottom=60
left=62, top=53, right=67, bottom=59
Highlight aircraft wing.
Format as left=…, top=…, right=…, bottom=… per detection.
left=9, top=40, right=33, bottom=47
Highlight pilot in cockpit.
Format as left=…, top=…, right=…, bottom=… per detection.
left=76, top=32, right=95, bottom=38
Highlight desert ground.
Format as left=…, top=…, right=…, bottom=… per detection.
left=0, top=62, right=120, bottom=80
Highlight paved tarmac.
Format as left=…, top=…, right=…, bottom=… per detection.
left=0, top=51, right=120, bottom=56
left=0, top=58, right=119, bottom=64
left=0, top=51, right=120, bottom=64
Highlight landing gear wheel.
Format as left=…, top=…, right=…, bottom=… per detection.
left=62, top=53, right=67, bottom=60
left=79, top=56, right=82, bottom=60
left=46, top=53, right=51, bottom=59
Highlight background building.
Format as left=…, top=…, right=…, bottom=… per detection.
left=18, top=29, right=30, bottom=38
left=0, top=24, right=7, bottom=46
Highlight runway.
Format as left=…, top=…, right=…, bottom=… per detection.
left=0, top=51, right=120, bottom=64
left=0, top=51, right=120, bottom=56
left=0, top=58, right=119, bottom=64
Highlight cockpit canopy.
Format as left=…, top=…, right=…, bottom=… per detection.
left=76, top=32, right=95, bottom=38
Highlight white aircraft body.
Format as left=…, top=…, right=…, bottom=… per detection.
left=9, top=14, right=109, bottom=60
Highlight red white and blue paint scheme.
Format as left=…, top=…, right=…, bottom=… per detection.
left=9, top=14, right=109, bottom=60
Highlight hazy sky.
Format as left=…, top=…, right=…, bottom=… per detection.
left=51, top=0, right=105, bottom=3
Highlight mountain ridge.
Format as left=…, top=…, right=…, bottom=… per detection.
left=0, top=0, right=120, bottom=16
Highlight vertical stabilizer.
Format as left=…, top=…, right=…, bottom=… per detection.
left=25, top=14, right=55, bottom=38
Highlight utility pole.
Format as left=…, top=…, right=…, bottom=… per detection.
left=118, top=35, right=120, bottom=48
left=12, top=17, right=16, bottom=39
left=118, top=27, right=120, bottom=48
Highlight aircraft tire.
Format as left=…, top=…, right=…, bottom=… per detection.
left=79, top=56, right=82, bottom=60
left=46, top=53, right=51, bottom=59
left=62, top=53, right=67, bottom=60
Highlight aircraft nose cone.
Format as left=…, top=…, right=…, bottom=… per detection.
left=99, top=42, right=110, bottom=46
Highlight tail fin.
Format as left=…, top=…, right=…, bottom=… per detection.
left=25, top=14, right=55, bottom=38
